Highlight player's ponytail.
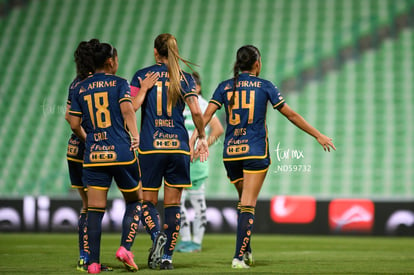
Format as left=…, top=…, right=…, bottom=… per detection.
left=90, top=39, right=117, bottom=70
left=229, top=45, right=261, bottom=108
left=155, top=33, right=197, bottom=109
left=74, top=40, right=95, bottom=80
left=230, top=63, right=240, bottom=108
left=166, top=36, right=183, bottom=109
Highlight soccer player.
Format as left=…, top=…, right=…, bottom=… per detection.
left=176, top=72, right=224, bottom=253
left=69, top=39, right=143, bottom=274
left=201, top=45, right=336, bottom=269
left=64, top=40, right=115, bottom=272
left=130, top=33, right=208, bottom=270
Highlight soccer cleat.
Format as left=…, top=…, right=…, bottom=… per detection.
left=190, top=242, right=202, bottom=252
left=175, top=241, right=192, bottom=252
left=160, top=259, right=174, bottom=270
left=232, top=258, right=250, bottom=269
left=116, top=246, right=138, bottom=272
left=148, top=232, right=167, bottom=269
left=77, top=259, right=113, bottom=272
left=100, top=264, right=113, bottom=272
left=176, top=241, right=201, bottom=253
left=77, top=258, right=87, bottom=271
left=243, top=251, right=254, bottom=266
left=88, top=263, right=101, bottom=274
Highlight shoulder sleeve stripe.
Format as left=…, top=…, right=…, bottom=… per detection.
left=209, top=99, right=222, bottom=108
left=184, top=92, right=198, bottom=98
left=273, top=100, right=285, bottom=109
left=119, top=97, right=132, bottom=104
left=69, top=110, right=82, bottom=116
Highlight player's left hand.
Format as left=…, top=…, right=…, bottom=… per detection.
left=139, top=72, right=159, bottom=91
left=195, top=137, right=209, bottom=162
left=316, top=134, right=336, bottom=152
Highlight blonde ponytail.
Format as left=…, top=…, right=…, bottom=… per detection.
left=154, top=33, right=197, bottom=109
left=166, top=37, right=182, bottom=108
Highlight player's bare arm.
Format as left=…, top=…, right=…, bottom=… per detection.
left=186, top=95, right=209, bottom=162
left=120, top=101, right=140, bottom=150
left=69, top=115, right=86, bottom=142
left=279, top=103, right=336, bottom=152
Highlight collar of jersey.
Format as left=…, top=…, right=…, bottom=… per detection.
left=240, top=72, right=256, bottom=77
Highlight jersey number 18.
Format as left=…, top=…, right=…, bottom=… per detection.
left=84, top=92, right=112, bottom=129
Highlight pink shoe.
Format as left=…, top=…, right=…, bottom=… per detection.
left=88, top=263, right=101, bottom=274
left=116, top=246, right=138, bottom=272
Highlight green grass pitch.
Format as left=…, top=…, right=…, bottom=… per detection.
left=0, top=233, right=413, bottom=274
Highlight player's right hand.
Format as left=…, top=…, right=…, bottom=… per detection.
left=195, top=137, right=209, bottom=162
left=130, top=136, right=140, bottom=151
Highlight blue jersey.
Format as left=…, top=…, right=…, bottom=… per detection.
left=69, top=73, right=136, bottom=167
left=66, top=77, right=85, bottom=162
left=210, top=73, right=285, bottom=161
left=131, top=63, right=197, bottom=155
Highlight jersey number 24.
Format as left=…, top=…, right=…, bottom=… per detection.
left=227, top=90, right=255, bottom=125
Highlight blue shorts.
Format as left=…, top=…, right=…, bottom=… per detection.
left=83, top=160, right=140, bottom=192
left=139, top=153, right=191, bottom=190
left=67, top=159, right=84, bottom=189
left=224, top=158, right=270, bottom=184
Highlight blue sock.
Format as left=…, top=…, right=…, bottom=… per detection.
left=234, top=206, right=255, bottom=260
left=86, top=207, right=105, bottom=264
left=237, top=201, right=251, bottom=253
left=78, top=209, right=88, bottom=261
left=163, top=205, right=181, bottom=258
left=141, top=201, right=161, bottom=241
left=121, top=201, right=141, bottom=250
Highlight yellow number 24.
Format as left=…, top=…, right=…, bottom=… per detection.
left=227, top=90, right=255, bottom=125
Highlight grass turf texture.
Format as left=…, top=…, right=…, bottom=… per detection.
left=0, top=233, right=413, bottom=274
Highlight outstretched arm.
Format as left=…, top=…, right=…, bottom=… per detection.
left=278, top=103, right=336, bottom=152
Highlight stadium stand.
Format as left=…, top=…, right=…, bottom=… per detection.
left=0, top=0, right=413, bottom=199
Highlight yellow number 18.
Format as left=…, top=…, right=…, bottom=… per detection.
left=84, top=92, right=112, bottom=129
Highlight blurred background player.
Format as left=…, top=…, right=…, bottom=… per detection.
left=176, top=72, right=224, bottom=253
left=69, top=39, right=142, bottom=274
left=202, top=45, right=336, bottom=269
left=130, top=33, right=208, bottom=270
